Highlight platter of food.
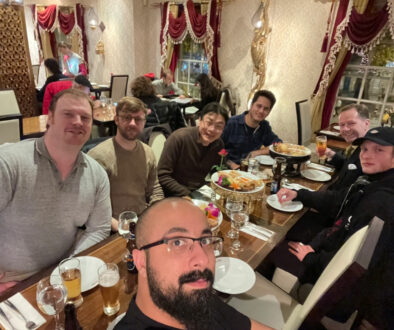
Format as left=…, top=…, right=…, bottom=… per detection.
left=270, top=143, right=311, bottom=158
left=212, top=170, right=265, bottom=194
left=192, top=199, right=223, bottom=231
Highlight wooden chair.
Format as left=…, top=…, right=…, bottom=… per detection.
left=217, top=87, right=236, bottom=116
left=109, top=75, right=129, bottom=103
left=228, top=217, right=384, bottom=330
left=296, top=98, right=312, bottom=146
left=0, top=90, right=23, bottom=144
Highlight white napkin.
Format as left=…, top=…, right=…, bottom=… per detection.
left=307, top=162, right=335, bottom=173
left=282, top=183, right=315, bottom=192
left=0, top=293, right=46, bottom=330
left=197, top=185, right=220, bottom=200
left=241, top=222, right=274, bottom=241
left=319, top=130, right=340, bottom=136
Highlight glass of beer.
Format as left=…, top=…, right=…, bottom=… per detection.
left=59, top=257, right=83, bottom=308
left=316, top=135, right=327, bottom=163
left=98, top=263, right=120, bottom=316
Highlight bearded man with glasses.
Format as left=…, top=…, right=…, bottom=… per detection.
left=158, top=102, right=229, bottom=197
left=115, top=198, right=271, bottom=330
left=88, top=97, right=164, bottom=231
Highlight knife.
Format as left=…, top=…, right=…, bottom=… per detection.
left=0, top=305, right=15, bottom=330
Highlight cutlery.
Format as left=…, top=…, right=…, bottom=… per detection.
left=4, top=300, right=36, bottom=330
left=0, top=305, right=15, bottom=330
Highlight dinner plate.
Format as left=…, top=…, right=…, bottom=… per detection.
left=213, top=257, right=256, bottom=294
left=51, top=256, right=105, bottom=292
left=301, top=169, right=331, bottom=182
left=107, top=313, right=126, bottom=330
left=255, top=155, right=275, bottom=166
left=211, top=170, right=265, bottom=194
left=266, top=194, right=303, bottom=212
left=192, top=199, right=223, bottom=231
left=333, top=125, right=340, bottom=131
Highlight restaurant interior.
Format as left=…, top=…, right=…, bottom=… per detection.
left=0, top=0, right=393, bottom=329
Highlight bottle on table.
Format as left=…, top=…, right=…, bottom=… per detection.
left=126, top=222, right=138, bottom=273
left=64, top=303, right=82, bottom=330
left=270, top=157, right=286, bottom=194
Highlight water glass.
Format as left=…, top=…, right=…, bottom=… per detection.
left=98, top=263, right=120, bottom=316
left=118, top=211, right=138, bottom=240
left=36, top=276, right=67, bottom=330
left=230, top=210, right=249, bottom=253
left=248, top=158, right=259, bottom=176
left=59, top=257, right=83, bottom=308
left=225, top=195, right=242, bottom=239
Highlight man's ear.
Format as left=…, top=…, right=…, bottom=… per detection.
left=133, top=249, right=147, bottom=278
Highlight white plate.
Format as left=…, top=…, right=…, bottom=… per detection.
left=266, top=194, right=303, bottom=212
left=333, top=125, right=340, bottom=131
left=192, top=199, right=223, bottom=231
left=214, top=257, right=256, bottom=294
left=107, top=312, right=126, bottom=330
left=51, top=256, right=105, bottom=292
left=255, top=155, right=275, bottom=166
left=301, top=169, right=331, bottom=182
left=98, top=84, right=109, bottom=88
left=212, top=170, right=265, bottom=194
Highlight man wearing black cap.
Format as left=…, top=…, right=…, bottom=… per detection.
left=42, top=75, right=93, bottom=115
left=259, top=127, right=394, bottom=328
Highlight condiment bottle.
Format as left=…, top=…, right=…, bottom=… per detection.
left=270, top=157, right=286, bottom=194
left=64, top=303, right=82, bottom=330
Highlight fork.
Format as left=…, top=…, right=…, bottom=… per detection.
left=4, top=300, right=36, bottom=329
left=0, top=305, right=15, bottom=330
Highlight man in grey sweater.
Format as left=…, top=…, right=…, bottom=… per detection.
left=0, top=89, right=111, bottom=294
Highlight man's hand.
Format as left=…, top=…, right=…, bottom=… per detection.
left=227, top=160, right=240, bottom=170
left=0, top=273, right=17, bottom=295
left=276, top=188, right=297, bottom=204
left=249, top=149, right=269, bottom=158
left=288, top=242, right=315, bottom=261
left=324, top=147, right=336, bottom=159
left=179, top=94, right=186, bottom=99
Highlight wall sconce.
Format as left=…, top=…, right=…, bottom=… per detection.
left=251, top=1, right=264, bottom=29
left=87, top=7, right=99, bottom=29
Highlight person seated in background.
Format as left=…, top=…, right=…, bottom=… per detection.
left=42, top=75, right=93, bottom=115
left=0, top=89, right=111, bottom=295
left=324, top=103, right=370, bottom=191
left=258, top=127, right=394, bottom=329
left=191, top=73, right=219, bottom=113
left=222, top=90, right=282, bottom=169
left=36, top=58, right=67, bottom=103
left=285, top=103, right=371, bottom=243
left=143, top=72, right=156, bottom=81
left=153, top=69, right=185, bottom=98
left=88, top=97, right=163, bottom=231
left=131, top=76, right=186, bottom=131
left=158, top=103, right=228, bottom=197
left=115, top=198, right=271, bottom=330
left=58, top=41, right=87, bottom=77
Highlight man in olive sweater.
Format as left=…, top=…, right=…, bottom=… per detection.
left=158, top=103, right=228, bottom=197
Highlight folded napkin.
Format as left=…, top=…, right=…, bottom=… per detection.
left=282, top=183, right=315, bottom=192
left=319, top=130, right=340, bottom=136
left=241, top=222, right=274, bottom=241
left=197, top=185, right=220, bottom=200
left=307, top=162, right=334, bottom=173
left=0, top=293, right=46, bottom=330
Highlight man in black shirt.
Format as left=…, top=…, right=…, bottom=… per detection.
left=115, top=198, right=270, bottom=330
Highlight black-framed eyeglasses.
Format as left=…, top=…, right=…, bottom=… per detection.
left=139, top=236, right=224, bottom=255
left=118, top=114, right=146, bottom=124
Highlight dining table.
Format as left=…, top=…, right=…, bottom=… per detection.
left=22, top=115, right=48, bottom=139
left=0, top=165, right=331, bottom=329
left=93, top=104, right=117, bottom=136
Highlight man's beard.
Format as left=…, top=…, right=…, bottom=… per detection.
left=118, top=126, right=139, bottom=141
left=147, top=264, right=216, bottom=330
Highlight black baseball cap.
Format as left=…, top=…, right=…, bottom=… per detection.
left=353, top=127, right=394, bottom=146
left=74, top=75, right=93, bottom=91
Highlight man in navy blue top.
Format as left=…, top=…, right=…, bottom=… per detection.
left=222, top=90, right=282, bottom=169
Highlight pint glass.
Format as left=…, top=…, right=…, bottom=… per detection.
left=98, top=263, right=120, bottom=316
left=59, top=257, right=83, bottom=307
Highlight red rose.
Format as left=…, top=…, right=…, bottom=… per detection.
left=218, top=149, right=228, bottom=157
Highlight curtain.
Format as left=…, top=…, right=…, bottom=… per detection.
left=311, top=0, right=393, bottom=131
left=160, top=0, right=222, bottom=82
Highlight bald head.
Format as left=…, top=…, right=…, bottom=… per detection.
left=135, top=198, right=208, bottom=248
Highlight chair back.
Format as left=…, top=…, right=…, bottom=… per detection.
left=32, top=64, right=40, bottom=85
left=0, top=89, right=22, bottom=143
left=295, top=99, right=312, bottom=146
left=149, top=131, right=167, bottom=165
left=217, top=88, right=236, bottom=116
left=286, top=217, right=384, bottom=329
left=109, top=75, right=129, bottom=103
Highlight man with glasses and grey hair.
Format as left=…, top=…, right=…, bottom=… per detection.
left=115, top=198, right=271, bottom=330
left=88, top=97, right=163, bottom=232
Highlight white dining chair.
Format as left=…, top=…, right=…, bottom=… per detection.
left=109, top=75, right=129, bottom=103
left=227, top=217, right=384, bottom=330
left=0, top=89, right=23, bottom=144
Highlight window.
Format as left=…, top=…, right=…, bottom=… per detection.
left=332, top=37, right=394, bottom=127
left=175, top=35, right=209, bottom=98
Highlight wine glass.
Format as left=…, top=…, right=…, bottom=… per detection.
left=230, top=210, right=249, bottom=253
left=36, top=276, right=67, bottom=330
left=225, top=195, right=242, bottom=239
left=118, top=211, right=138, bottom=240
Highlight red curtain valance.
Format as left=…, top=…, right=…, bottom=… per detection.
left=36, top=4, right=57, bottom=30
left=36, top=5, right=78, bottom=35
